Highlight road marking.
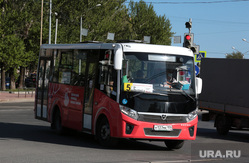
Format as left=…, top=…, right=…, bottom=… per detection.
left=151, top=159, right=223, bottom=162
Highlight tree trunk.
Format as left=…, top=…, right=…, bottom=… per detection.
left=1, top=66, right=6, bottom=91
left=18, top=66, right=25, bottom=89
left=10, top=68, right=16, bottom=90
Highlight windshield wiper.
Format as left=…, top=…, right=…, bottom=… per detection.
left=181, top=90, right=195, bottom=102
left=131, top=92, right=145, bottom=98
left=131, top=91, right=169, bottom=98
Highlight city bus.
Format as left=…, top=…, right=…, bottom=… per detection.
left=35, top=41, right=202, bottom=149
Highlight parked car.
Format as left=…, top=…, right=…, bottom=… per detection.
left=25, top=73, right=37, bottom=87
left=5, top=77, right=10, bottom=89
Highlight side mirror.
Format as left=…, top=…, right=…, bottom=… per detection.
left=196, top=77, right=202, bottom=94
left=114, top=44, right=123, bottom=70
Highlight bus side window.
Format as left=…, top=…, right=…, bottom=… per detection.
left=71, top=50, right=86, bottom=86
left=98, top=50, right=117, bottom=100
left=52, top=50, right=60, bottom=83
left=99, top=65, right=117, bottom=98
left=58, top=50, right=73, bottom=84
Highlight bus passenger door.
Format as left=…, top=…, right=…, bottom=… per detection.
left=83, top=50, right=99, bottom=130
left=36, top=57, right=51, bottom=120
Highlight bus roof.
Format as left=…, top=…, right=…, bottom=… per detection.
left=119, top=43, right=194, bottom=57
left=40, top=42, right=194, bottom=57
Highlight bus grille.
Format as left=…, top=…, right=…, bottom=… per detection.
left=144, top=128, right=181, bottom=137
left=138, top=114, right=187, bottom=124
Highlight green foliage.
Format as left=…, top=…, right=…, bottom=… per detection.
left=51, top=0, right=127, bottom=43
left=50, top=0, right=172, bottom=44
left=127, top=0, right=173, bottom=44
left=0, top=0, right=173, bottom=80
left=0, top=0, right=40, bottom=71
left=226, top=51, right=244, bottom=59
left=0, top=35, right=25, bottom=70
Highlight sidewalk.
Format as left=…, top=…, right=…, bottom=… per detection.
left=0, top=91, right=35, bottom=103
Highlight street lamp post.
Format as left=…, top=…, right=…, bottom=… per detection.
left=80, top=17, right=83, bottom=42
left=55, top=12, right=58, bottom=44
left=242, top=38, right=249, bottom=43
left=231, top=46, right=245, bottom=59
left=80, top=4, right=101, bottom=42
left=232, top=46, right=239, bottom=52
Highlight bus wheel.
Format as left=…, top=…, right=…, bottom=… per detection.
left=164, top=140, right=184, bottom=150
left=54, top=110, right=64, bottom=134
left=215, top=115, right=230, bottom=135
left=96, top=117, right=118, bottom=147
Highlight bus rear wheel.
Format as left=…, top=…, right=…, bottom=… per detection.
left=53, top=110, right=64, bottom=134
left=96, top=117, right=118, bottom=147
left=164, top=140, right=184, bottom=150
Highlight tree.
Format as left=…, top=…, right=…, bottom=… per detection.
left=1, top=1, right=25, bottom=90
left=127, top=0, right=173, bottom=44
left=52, top=0, right=127, bottom=43
left=226, top=51, right=244, bottom=59
left=0, top=0, right=174, bottom=90
left=0, top=34, right=26, bottom=89
left=51, top=0, right=173, bottom=44
left=83, top=0, right=129, bottom=41
left=0, top=1, right=40, bottom=90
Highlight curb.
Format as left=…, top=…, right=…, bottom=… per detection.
left=0, top=98, right=35, bottom=103
left=0, top=91, right=35, bottom=103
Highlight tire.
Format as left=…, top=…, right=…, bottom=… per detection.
left=215, top=115, right=230, bottom=135
left=54, top=110, right=64, bottom=134
left=164, top=140, right=184, bottom=150
left=96, top=117, right=118, bottom=147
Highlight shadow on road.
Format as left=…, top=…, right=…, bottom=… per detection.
left=0, top=122, right=168, bottom=151
left=197, top=127, right=249, bottom=143
left=197, top=112, right=249, bottom=143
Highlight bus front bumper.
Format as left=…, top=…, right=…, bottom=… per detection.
left=118, top=114, right=198, bottom=140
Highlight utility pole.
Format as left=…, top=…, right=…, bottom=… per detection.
left=80, top=4, right=101, bottom=42
left=55, top=17, right=58, bottom=44
left=80, top=17, right=82, bottom=42
left=49, top=0, right=52, bottom=44
left=40, top=0, right=44, bottom=45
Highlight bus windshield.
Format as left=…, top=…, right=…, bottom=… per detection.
left=121, top=52, right=196, bottom=114
left=122, top=52, right=195, bottom=95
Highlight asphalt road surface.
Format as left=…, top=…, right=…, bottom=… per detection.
left=0, top=102, right=248, bottom=163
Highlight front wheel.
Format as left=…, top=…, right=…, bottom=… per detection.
left=164, top=140, right=184, bottom=150
left=96, top=117, right=118, bottom=147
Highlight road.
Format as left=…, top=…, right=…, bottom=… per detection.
left=0, top=102, right=248, bottom=163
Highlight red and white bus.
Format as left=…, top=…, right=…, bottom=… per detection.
left=35, top=41, right=202, bottom=149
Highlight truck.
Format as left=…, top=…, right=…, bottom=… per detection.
left=199, top=58, right=249, bottom=135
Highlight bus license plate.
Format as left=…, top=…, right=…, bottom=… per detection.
left=154, top=125, right=173, bottom=131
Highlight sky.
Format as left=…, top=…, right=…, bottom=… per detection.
left=130, top=0, right=249, bottom=59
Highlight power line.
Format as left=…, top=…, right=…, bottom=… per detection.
left=125, top=0, right=249, bottom=4
left=196, top=29, right=249, bottom=35
left=168, top=15, right=249, bottom=26
left=125, top=1, right=249, bottom=25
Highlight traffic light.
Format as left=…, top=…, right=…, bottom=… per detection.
left=183, top=33, right=199, bottom=54
left=183, top=33, right=193, bottom=48
left=190, top=47, right=197, bottom=53
left=185, top=21, right=192, bottom=29
left=190, top=45, right=200, bottom=54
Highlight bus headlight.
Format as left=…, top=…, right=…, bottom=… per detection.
left=186, top=110, right=197, bottom=122
left=120, top=105, right=138, bottom=120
